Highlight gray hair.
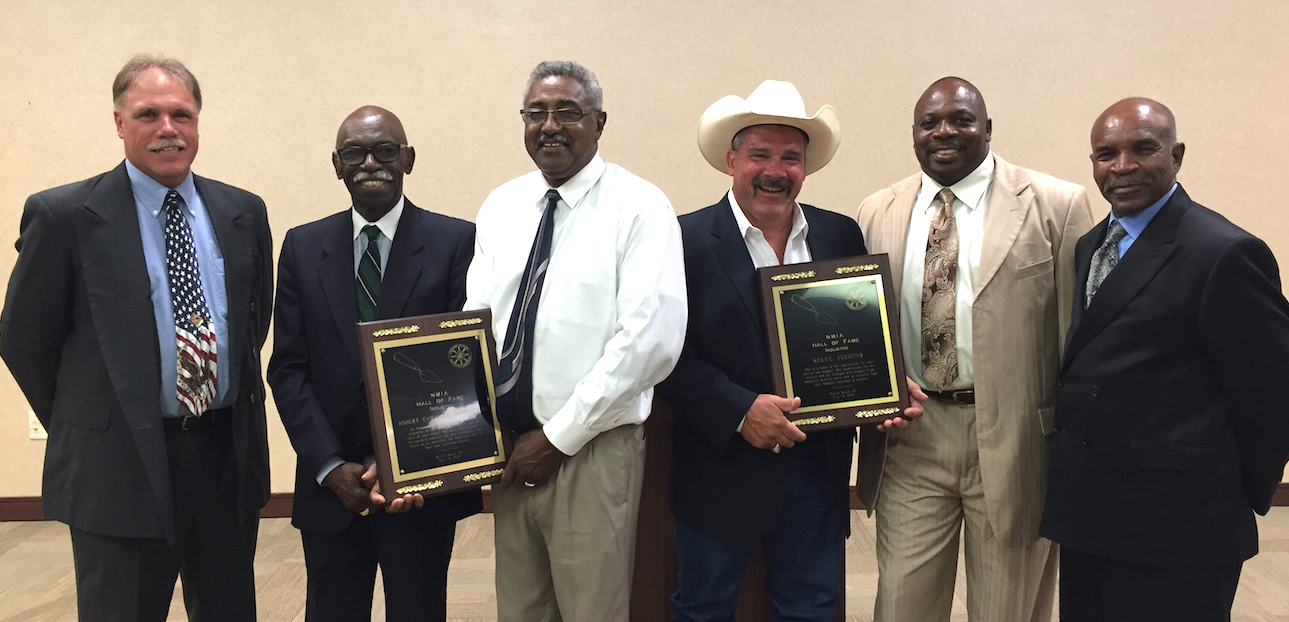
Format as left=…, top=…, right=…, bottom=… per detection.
left=112, top=54, right=202, bottom=111
left=523, top=61, right=603, bottom=111
left=731, top=125, right=810, bottom=152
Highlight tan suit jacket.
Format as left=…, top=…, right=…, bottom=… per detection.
left=856, top=154, right=1094, bottom=545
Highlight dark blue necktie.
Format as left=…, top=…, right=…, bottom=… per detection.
left=495, top=189, right=559, bottom=434
left=357, top=225, right=382, bottom=321
left=163, top=190, right=217, bottom=416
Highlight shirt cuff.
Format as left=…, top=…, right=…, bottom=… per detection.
left=316, top=456, right=345, bottom=486
left=542, top=410, right=598, bottom=456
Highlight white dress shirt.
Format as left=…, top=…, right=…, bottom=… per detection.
left=900, top=153, right=995, bottom=389
left=727, top=190, right=812, bottom=268
left=466, top=155, right=688, bottom=455
left=349, top=195, right=404, bottom=275
left=728, top=190, right=811, bottom=431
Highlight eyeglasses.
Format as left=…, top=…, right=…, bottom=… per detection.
left=519, top=108, right=595, bottom=125
left=335, top=143, right=408, bottom=166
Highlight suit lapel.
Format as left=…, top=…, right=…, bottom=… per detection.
left=710, top=196, right=762, bottom=323
left=194, top=176, right=251, bottom=366
left=79, top=163, right=174, bottom=537
left=976, top=157, right=1031, bottom=296
left=1063, top=192, right=1188, bottom=367
left=376, top=202, right=425, bottom=320
left=319, top=213, right=362, bottom=363
left=80, top=165, right=163, bottom=418
left=881, top=176, right=920, bottom=294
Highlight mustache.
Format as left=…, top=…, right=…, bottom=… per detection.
left=751, top=176, right=794, bottom=195
left=1101, top=172, right=1151, bottom=190
left=536, top=133, right=570, bottom=147
left=352, top=170, right=393, bottom=183
left=147, top=138, right=187, bottom=151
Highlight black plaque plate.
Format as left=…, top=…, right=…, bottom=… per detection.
left=358, top=310, right=511, bottom=498
left=758, top=254, right=909, bottom=431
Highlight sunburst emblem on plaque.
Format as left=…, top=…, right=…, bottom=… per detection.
left=448, top=343, right=471, bottom=368
left=845, top=288, right=868, bottom=311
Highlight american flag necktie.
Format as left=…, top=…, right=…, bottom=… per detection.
left=163, top=190, right=218, bottom=416
left=494, top=189, right=559, bottom=434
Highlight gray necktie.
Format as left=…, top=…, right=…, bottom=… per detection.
left=1085, top=220, right=1128, bottom=307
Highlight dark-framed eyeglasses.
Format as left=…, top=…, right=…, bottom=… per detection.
left=335, top=143, right=408, bottom=166
left=519, top=108, right=595, bottom=125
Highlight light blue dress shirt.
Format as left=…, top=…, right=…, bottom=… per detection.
left=1109, top=183, right=1178, bottom=259
left=126, top=161, right=232, bottom=417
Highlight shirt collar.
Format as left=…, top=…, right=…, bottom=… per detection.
left=916, top=152, right=995, bottom=213
left=726, top=189, right=810, bottom=243
left=351, top=195, right=406, bottom=242
left=125, top=160, right=198, bottom=218
left=1109, top=182, right=1176, bottom=242
left=540, top=154, right=605, bottom=210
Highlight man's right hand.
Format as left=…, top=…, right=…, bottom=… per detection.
left=323, top=461, right=375, bottom=515
left=740, top=394, right=807, bottom=450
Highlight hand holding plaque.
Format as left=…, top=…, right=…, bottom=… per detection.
left=358, top=310, right=512, bottom=500
left=758, top=254, right=910, bottom=431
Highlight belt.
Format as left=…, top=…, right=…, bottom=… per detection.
left=924, top=389, right=975, bottom=405
left=163, top=406, right=231, bottom=432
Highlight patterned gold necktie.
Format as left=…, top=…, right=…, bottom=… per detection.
left=921, top=187, right=959, bottom=391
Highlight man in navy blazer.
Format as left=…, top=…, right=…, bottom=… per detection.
left=1, top=56, right=273, bottom=621
left=268, top=106, right=479, bottom=622
left=657, top=81, right=924, bottom=621
left=1041, top=98, right=1289, bottom=620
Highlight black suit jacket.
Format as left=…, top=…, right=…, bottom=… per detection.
left=656, top=196, right=879, bottom=542
left=1041, top=186, right=1289, bottom=567
left=1, top=162, right=273, bottom=543
left=267, top=201, right=481, bottom=533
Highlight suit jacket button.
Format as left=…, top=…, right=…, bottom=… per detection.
left=251, top=393, right=257, bottom=405
left=1053, top=424, right=1062, bottom=433
left=1090, top=386, right=1100, bottom=397
left=1057, top=377, right=1066, bottom=387
left=1082, top=435, right=1092, bottom=446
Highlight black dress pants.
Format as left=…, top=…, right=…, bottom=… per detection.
left=300, top=509, right=457, bottom=622
left=1059, top=546, right=1242, bottom=622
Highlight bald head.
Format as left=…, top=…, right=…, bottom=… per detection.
left=336, top=105, right=407, bottom=148
left=913, top=77, right=992, bottom=187
left=333, top=105, right=416, bottom=222
left=1090, top=97, right=1184, bottom=217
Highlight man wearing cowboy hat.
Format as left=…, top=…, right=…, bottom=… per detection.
left=657, top=80, right=925, bottom=621
left=855, top=77, right=1094, bottom=622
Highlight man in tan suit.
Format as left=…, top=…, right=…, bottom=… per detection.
left=855, top=77, right=1094, bottom=622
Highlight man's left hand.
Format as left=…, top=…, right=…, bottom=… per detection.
left=498, top=428, right=567, bottom=490
left=875, top=377, right=928, bottom=432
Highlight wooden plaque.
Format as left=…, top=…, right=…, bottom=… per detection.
left=357, top=310, right=511, bottom=498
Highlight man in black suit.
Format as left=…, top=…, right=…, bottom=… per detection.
left=1041, top=98, right=1289, bottom=621
left=267, top=106, right=479, bottom=622
left=0, top=55, right=272, bottom=621
left=656, top=80, right=924, bottom=621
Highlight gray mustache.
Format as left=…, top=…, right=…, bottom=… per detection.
left=147, top=138, right=187, bottom=151
left=352, top=170, right=393, bottom=183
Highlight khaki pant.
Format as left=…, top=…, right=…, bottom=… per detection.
left=492, top=423, right=646, bottom=622
left=874, top=398, right=1057, bottom=622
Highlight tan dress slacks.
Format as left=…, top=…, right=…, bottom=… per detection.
left=492, top=423, right=645, bottom=622
left=874, top=398, right=1057, bottom=622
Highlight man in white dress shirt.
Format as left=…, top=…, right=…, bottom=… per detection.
left=855, top=77, right=1094, bottom=622
left=465, top=60, right=687, bottom=622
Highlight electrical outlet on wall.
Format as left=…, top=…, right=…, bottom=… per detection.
left=29, top=410, right=47, bottom=440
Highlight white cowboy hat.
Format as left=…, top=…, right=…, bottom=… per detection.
left=697, top=80, right=841, bottom=175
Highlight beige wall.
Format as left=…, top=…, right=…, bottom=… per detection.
left=1, top=0, right=1287, bottom=497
